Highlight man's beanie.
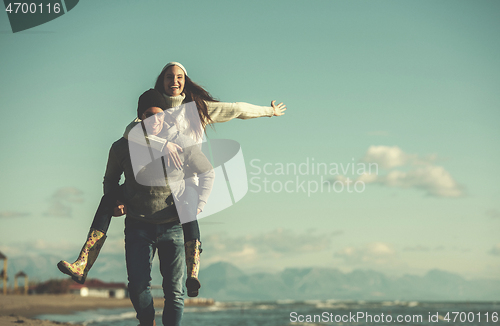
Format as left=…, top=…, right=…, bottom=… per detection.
left=137, top=89, right=168, bottom=118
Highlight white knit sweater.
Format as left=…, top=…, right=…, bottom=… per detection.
left=125, top=94, right=273, bottom=151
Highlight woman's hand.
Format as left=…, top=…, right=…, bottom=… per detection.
left=197, top=209, right=201, bottom=215
left=271, top=100, right=287, bottom=116
left=113, top=200, right=127, bottom=217
left=164, top=141, right=183, bottom=170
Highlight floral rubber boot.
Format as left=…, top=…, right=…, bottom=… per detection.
left=57, top=228, right=106, bottom=284
left=185, top=239, right=202, bottom=297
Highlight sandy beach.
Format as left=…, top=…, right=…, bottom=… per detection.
left=0, top=294, right=141, bottom=326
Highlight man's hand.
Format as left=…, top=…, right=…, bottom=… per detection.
left=113, top=200, right=127, bottom=217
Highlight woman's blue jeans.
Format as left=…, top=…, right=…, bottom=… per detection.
left=125, top=219, right=185, bottom=326
left=91, top=185, right=200, bottom=241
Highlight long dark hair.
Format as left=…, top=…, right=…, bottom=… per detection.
left=154, top=68, right=217, bottom=140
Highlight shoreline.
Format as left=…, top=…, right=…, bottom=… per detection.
left=0, top=294, right=135, bottom=326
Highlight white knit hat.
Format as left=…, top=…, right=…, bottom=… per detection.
left=161, top=62, right=188, bottom=76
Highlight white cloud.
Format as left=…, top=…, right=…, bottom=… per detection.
left=334, top=242, right=397, bottom=266
left=373, top=165, right=463, bottom=197
left=43, top=187, right=84, bottom=217
left=202, top=229, right=341, bottom=267
left=361, top=146, right=412, bottom=169
left=100, top=238, right=126, bottom=254
left=356, top=146, right=463, bottom=198
left=489, top=244, right=500, bottom=256
left=403, top=245, right=430, bottom=252
left=403, top=245, right=447, bottom=252
left=485, top=209, right=500, bottom=219
left=0, top=239, right=78, bottom=258
left=0, top=211, right=30, bottom=218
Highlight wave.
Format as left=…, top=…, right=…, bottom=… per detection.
left=82, top=311, right=137, bottom=325
left=36, top=300, right=499, bottom=326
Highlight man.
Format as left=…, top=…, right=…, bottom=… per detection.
left=104, top=89, right=214, bottom=326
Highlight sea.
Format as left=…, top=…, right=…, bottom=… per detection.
left=36, top=300, right=499, bottom=326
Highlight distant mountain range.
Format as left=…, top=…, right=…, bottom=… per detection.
left=6, top=254, right=500, bottom=301
left=198, top=262, right=500, bottom=301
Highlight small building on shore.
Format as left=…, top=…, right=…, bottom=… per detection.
left=185, top=297, right=215, bottom=306
left=69, top=279, right=127, bottom=299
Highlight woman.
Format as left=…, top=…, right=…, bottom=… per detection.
left=57, top=62, right=286, bottom=297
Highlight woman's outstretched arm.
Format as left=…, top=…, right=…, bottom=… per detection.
left=206, top=100, right=286, bottom=123
left=123, top=100, right=287, bottom=168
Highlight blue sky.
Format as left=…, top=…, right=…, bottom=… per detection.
left=0, top=0, right=499, bottom=283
